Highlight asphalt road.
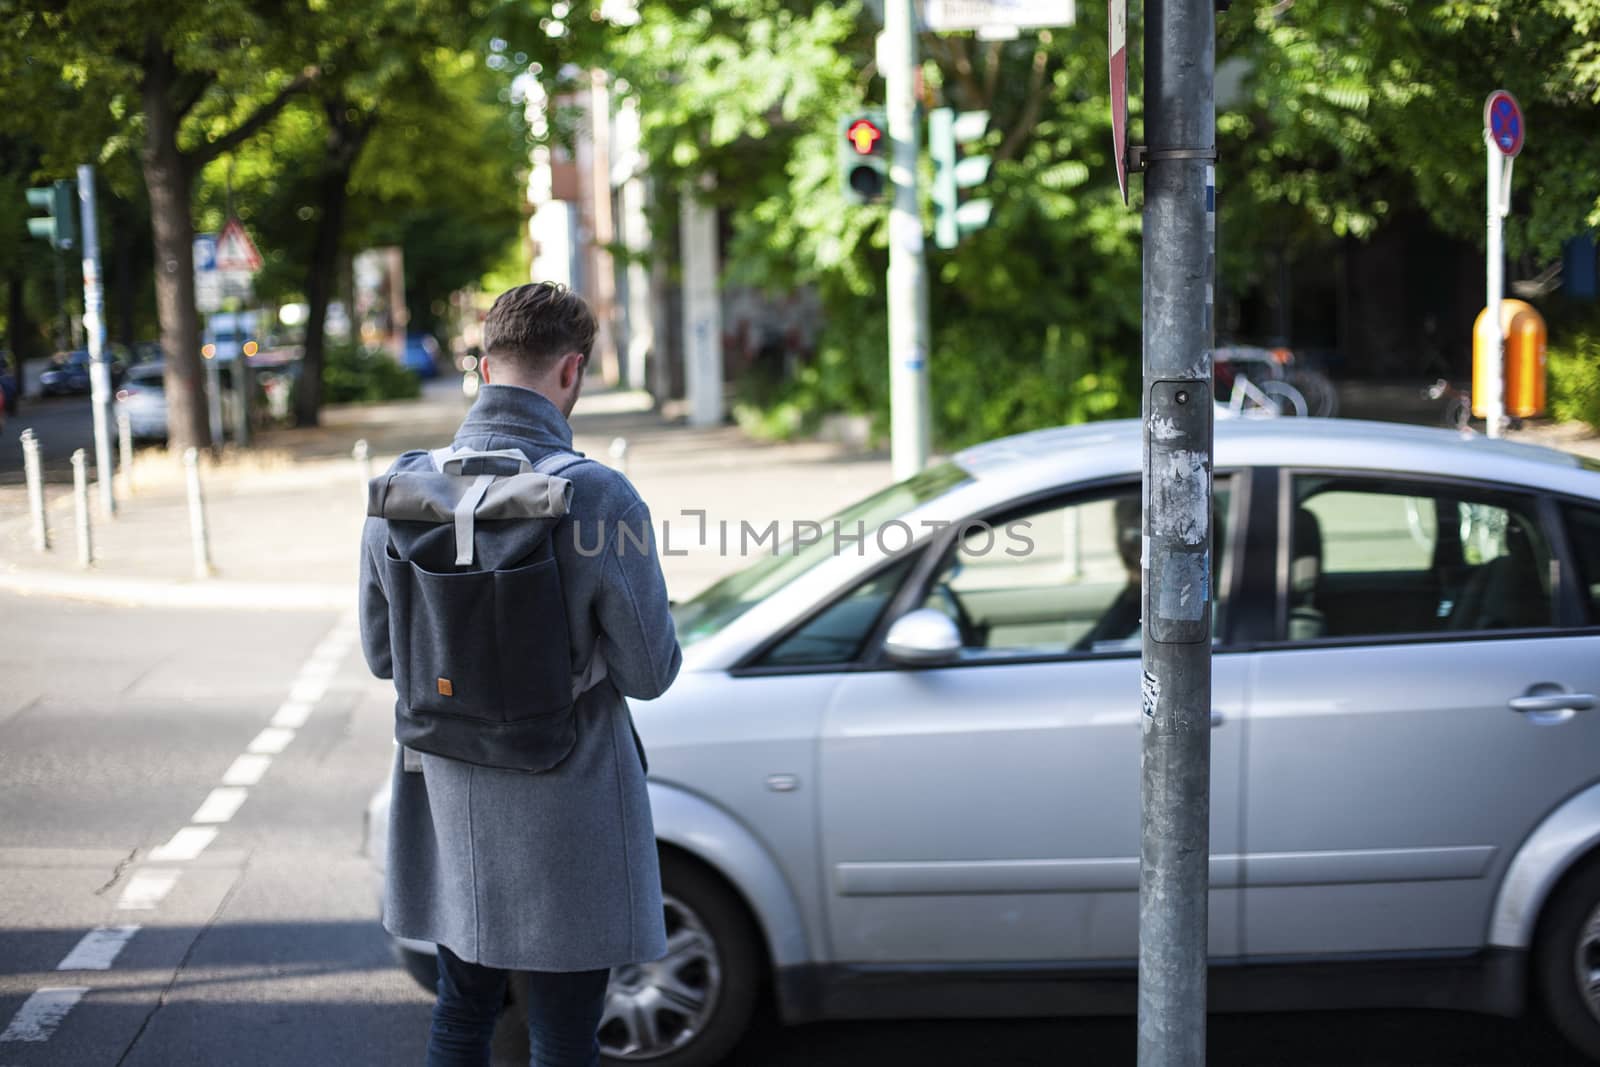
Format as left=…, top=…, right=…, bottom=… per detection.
left=1, top=392, right=101, bottom=486
left=0, top=591, right=1586, bottom=1066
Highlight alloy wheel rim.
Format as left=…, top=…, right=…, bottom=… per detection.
left=599, top=893, right=722, bottom=1060
left=1576, top=901, right=1600, bottom=1023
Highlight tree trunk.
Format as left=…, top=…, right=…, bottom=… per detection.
left=109, top=190, right=138, bottom=347
left=140, top=34, right=208, bottom=453
left=6, top=272, right=28, bottom=411
left=296, top=99, right=372, bottom=427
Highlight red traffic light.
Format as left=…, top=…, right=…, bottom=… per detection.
left=847, top=119, right=883, bottom=155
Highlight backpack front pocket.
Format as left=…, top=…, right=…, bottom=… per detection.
left=385, top=546, right=572, bottom=726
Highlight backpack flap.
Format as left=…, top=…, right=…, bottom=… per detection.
left=369, top=469, right=574, bottom=566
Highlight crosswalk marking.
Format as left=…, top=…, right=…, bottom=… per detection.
left=0, top=987, right=88, bottom=1042
left=56, top=925, right=141, bottom=971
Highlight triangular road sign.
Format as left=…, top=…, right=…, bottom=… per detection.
left=215, top=217, right=263, bottom=273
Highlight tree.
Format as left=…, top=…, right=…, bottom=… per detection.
left=1221, top=0, right=1600, bottom=260
left=6, top=3, right=313, bottom=452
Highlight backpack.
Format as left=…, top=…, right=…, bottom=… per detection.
left=367, top=446, right=589, bottom=772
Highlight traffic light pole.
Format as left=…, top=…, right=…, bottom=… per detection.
left=1138, top=0, right=1216, bottom=1062
left=884, top=0, right=931, bottom=482
left=78, top=165, right=116, bottom=518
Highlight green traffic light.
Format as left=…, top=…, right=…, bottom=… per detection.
left=24, top=180, right=76, bottom=250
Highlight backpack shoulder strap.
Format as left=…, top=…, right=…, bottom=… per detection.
left=532, top=451, right=590, bottom=478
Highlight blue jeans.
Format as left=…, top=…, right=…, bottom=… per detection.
left=426, top=944, right=610, bottom=1067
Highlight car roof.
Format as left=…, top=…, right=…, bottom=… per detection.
left=953, top=417, right=1599, bottom=498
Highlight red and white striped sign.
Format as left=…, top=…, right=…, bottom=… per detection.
left=1110, top=0, right=1129, bottom=204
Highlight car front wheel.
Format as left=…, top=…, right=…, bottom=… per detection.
left=1537, top=856, right=1600, bottom=1061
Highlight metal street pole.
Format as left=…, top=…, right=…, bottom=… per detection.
left=1484, top=131, right=1506, bottom=439
left=884, top=0, right=931, bottom=482
left=1138, top=0, right=1216, bottom=1061
left=78, top=165, right=116, bottom=518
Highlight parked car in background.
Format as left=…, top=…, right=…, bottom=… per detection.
left=401, top=332, right=441, bottom=379
left=39, top=349, right=128, bottom=396
left=0, top=366, right=17, bottom=416
left=113, top=361, right=169, bottom=441
left=39, top=350, right=92, bottom=396
left=365, top=417, right=1600, bottom=1065
left=205, top=312, right=258, bottom=363
left=115, top=360, right=240, bottom=442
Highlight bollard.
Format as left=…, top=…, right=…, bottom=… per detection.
left=609, top=436, right=630, bottom=477
left=183, top=447, right=214, bottom=578
left=353, top=439, right=372, bottom=498
left=22, top=429, right=50, bottom=552
left=117, top=412, right=135, bottom=500
left=71, top=448, right=93, bottom=568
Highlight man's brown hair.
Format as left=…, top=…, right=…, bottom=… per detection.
left=481, top=282, right=597, bottom=376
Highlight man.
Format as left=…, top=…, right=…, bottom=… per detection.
left=359, top=282, right=682, bottom=1066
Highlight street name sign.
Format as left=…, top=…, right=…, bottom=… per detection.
left=923, top=0, right=1075, bottom=31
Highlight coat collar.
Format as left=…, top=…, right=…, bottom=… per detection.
left=458, top=384, right=574, bottom=449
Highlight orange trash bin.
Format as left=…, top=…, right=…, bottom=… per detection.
left=1473, top=299, right=1548, bottom=419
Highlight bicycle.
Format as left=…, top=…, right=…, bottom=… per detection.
left=1426, top=379, right=1473, bottom=431
left=1215, top=345, right=1337, bottom=417
left=1228, top=372, right=1308, bottom=418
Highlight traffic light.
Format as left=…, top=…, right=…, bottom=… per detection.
left=25, top=180, right=76, bottom=251
left=929, top=108, right=992, bottom=249
left=839, top=111, right=888, bottom=205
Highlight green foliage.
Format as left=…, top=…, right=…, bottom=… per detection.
left=321, top=341, right=421, bottom=405
left=606, top=2, right=1141, bottom=447
left=1548, top=323, right=1600, bottom=431
left=1223, top=0, right=1600, bottom=260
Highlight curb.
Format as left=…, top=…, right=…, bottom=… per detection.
left=0, top=567, right=353, bottom=612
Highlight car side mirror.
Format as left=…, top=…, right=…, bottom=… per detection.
left=883, top=608, right=963, bottom=667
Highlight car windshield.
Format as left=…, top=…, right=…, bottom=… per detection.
left=671, top=462, right=971, bottom=646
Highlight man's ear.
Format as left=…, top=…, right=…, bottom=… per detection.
left=560, top=351, right=583, bottom=389
left=478, top=354, right=493, bottom=384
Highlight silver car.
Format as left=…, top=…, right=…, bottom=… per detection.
left=366, top=417, right=1600, bottom=1065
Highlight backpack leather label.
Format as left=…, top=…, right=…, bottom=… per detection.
left=437, top=677, right=454, bottom=697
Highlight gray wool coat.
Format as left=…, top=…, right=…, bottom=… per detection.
left=359, top=383, right=682, bottom=972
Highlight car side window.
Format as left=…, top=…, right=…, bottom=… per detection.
left=915, top=480, right=1232, bottom=659
left=757, top=556, right=916, bottom=667
left=1290, top=476, right=1554, bottom=640
left=1564, top=504, right=1600, bottom=624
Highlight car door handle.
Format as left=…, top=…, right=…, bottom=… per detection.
left=1211, top=710, right=1225, bottom=729
left=1510, top=693, right=1596, bottom=714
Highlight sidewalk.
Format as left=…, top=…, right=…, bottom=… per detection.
left=0, top=380, right=893, bottom=610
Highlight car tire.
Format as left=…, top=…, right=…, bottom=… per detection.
left=1536, top=855, right=1600, bottom=1061
left=491, top=852, right=763, bottom=1067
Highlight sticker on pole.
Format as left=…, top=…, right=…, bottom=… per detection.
left=1109, top=0, right=1129, bottom=204
left=1484, top=90, right=1524, bottom=158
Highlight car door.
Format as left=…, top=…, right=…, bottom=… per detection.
left=817, top=478, right=1247, bottom=965
left=1242, top=472, right=1600, bottom=958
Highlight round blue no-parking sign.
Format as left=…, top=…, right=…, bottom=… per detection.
left=1484, top=90, right=1525, bottom=157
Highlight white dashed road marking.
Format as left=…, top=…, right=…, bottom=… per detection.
left=270, top=701, right=313, bottom=729
left=148, top=826, right=219, bottom=863
left=0, top=613, right=359, bottom=1053
left=0, top=988, right=89, bottom=1043
left=220, top=754, right=273, bottom=786
left=247, top=727, right=296, bottom=755
left=190, top=787, right=249, bottom=824
left=56, top=925, right=142, bottom=971
left=115, top=869, right=181, bottom=911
